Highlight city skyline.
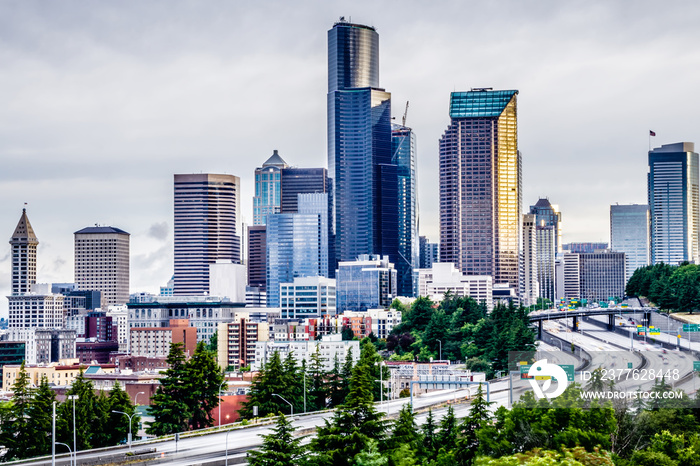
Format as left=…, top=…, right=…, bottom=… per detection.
left=2, top=1, right=699, bottom=315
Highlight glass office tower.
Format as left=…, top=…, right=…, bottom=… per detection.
left=610, top=204, right=650, bottom=282
left=253, top=150, right=289, bottom=225
left=648, top=142, right=699, bottom=265
left=439, top=89, right=521, bottom=288
left=266, top=193, right=330, bottom=308
left=328, top=19, right=397, bottom=269
left=392, top=123, right=419, bottom=296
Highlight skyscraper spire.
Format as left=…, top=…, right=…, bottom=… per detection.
left=9, top=208, right=39, bottom=295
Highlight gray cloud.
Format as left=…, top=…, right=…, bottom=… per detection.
left=148, top=222, right=169, bottom=241
left=1, top=0, right=699, bottom=313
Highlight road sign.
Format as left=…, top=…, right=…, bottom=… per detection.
left=649, top=326, right=660, bottom=335
left=683, top=324, right=700, bottom=332
left=520, top=364, right=533, bottom=379
left=560, top=364, right=575, bottom=382
left=694, top=361, right=700, bottom=372
left=627, top=362, right=633, bottom=369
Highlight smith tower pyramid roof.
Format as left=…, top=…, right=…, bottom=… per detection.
left=9, top=208, right=39, bottom=295
left=11, top=208, right=38, bottom=245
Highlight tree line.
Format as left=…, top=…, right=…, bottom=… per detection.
left=241, top=339, right=388, bottom=418
left=388, top=295, right=535, bottom=376
left=0, top=361, right=138, bottom=461
left=248, top=370, right=700, bottom=466
left=626, top=263, right=700, bottom=313
left=147, top=340, right=224, bottom=435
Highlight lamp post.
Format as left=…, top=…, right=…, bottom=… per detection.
left=437, top=340, right=442, bottom=361
left=272, top=393, right=293, bottom=418
left=52, top=401, right=56, bottom=466
left=375, top=361, right=384, bottom=405
left=55, top=442, right=72, bottom=464
left=225, top=429, right=233, bottom=466
left=134, top=391, right=145, bottom=406
left=219, top=378, right=229, bottom=427
left=67, top=394, right=79, bottom=466
left=112, top=410, right=136, bottom=451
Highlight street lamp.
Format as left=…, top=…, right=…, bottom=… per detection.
left=67, top=394, right=79, bottom=466
left=374, top=361, right=384, bottom=405
left=225, top=429, right=233, bottom=466
left=55, top=442, right=72, bottom=464
left=112, top=410, right=136, bottom=451
left=134, top=391, right=145, bottom=406
left=437, top=340, right=442, bottom=361
left=52, top=401, right=56, bottom=466
left=272, top=393, right=293, bottom=418
left=219, top=378, right=229, bottom=427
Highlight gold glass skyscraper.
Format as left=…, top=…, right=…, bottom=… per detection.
left=439, top=89, right=521, bottom=288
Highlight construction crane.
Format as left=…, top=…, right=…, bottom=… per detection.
left=401, top=101, right=409, bottom=127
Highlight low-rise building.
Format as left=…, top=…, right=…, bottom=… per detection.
left=3, top=328, right=76, bottom=365
left=129, top=319, right=197, bottom=359
left=253, top=334, right=360, bottom=371
left=3, top=362, right=116, bottom=388
left=280, top=276, right=336, bottom=319
left=127, top=296, right=246, bottom=344
left=417, top=263, right=493, bottom=309
left=217, top=313, right=270, bottom=370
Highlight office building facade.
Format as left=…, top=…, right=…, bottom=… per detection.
left=521, top=214, right=538, bottom=306
left=419, top=236, right=439, bottom=269
left=280, top=167, right=330, bottom=214
left=439, top=89, right=521, bottom=288
left=74, top=226, right=130, bottom=307
left=529, top=198, right=562, bottom=254
left=336, top=255, right=397, bottom=312
left=280, top=276, right=337, bottom=319
left=562, top=251, right=625, bottom=302
left=392, top=124, right=419, bottom=296
left=174, top=174, right=241, bottom=295
left=610, top=204, right=650, bottom=282
left=253, top=150, right=289, bottom=225
left=648, top=142, right=699, bottom=265
left=417, top=263, right=493, bottom=309
left=328, top=20, right=398, bottom=269
left=266, top=193, right=330, bottom=307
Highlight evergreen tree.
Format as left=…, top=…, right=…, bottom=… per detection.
left=106, top=382, right=139, bottom=446
left=421, top=409, right=438, bottom=462
left=327, top=353, right=344, bottom=408
left=184, top=341, right=224, bottom=429
left=240, top=351, right=294, bottom=418
left=247, top=413, right=305, bottom=466
left=147, top=342, right=191, bottom=435
left=310, top=362, right=386, bottom=466
left=455, top=384, right=492, bottom=465
left=308, top=345, right=329, bottom=411
left=337, top=347, right=355, bottom=403
left=208, top=329, right=218, bottom=352
left=436, top=406, right=457, bottom=451
left=25, top=375, right=56, bottom=458
left=57, top=369, right=105, bottom=450
left=387, top=404, right=422, bottom=459
left=1, top=361, right=35, bottom=460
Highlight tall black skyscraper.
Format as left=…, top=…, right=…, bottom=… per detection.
left=328, top=19, right=398, bottom=279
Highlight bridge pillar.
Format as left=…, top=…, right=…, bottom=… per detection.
left=645, top=312, right=651, bottom=328
left=608, top=314, right=614, bottom=330
left=538, top=320, right=542, bottom=339
left=573, top=316, right=578, bottom=331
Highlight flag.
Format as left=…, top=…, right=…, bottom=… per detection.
left=650, top=130, right=656, bottom=137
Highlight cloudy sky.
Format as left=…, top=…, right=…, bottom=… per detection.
left=1, top=1, right=699, bottom=315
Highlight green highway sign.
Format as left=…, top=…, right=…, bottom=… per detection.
left=683, top=324, right=700, bottom=332
left=520, top=364, right=533, bottom=379
left=694, top=361, right=700, bottom=372
left=560, top=364, right=575, bottom=382
left=628, top=362, right=633, bottom=369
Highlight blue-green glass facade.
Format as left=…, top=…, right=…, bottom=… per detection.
left=449, top=90, right=518, bottom=118
left=391, top=124, right=418, bottom=296
left=253, top=150, right=288, bottom=225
